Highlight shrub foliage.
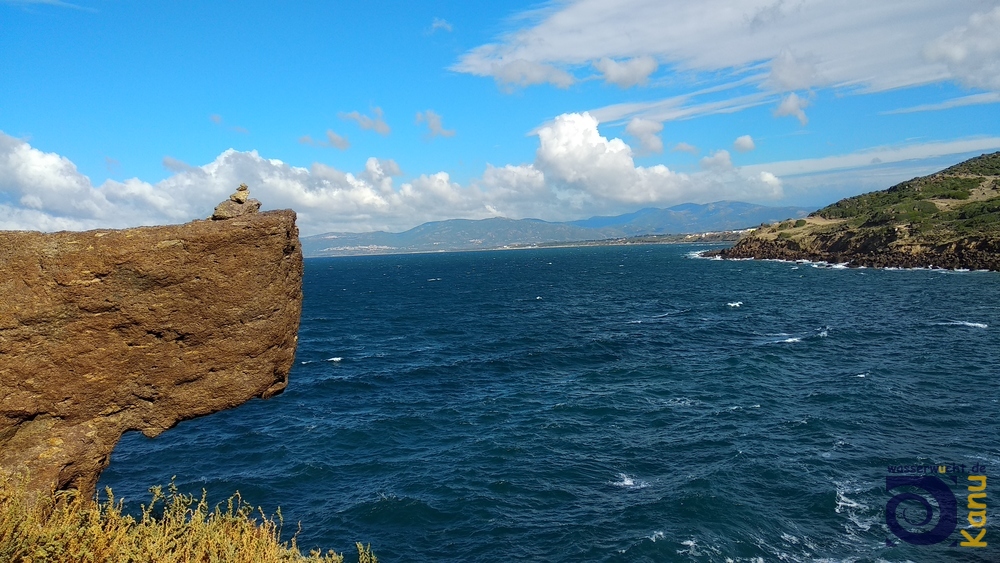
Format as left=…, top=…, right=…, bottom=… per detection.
left=0, top=474, right=374, bottom=563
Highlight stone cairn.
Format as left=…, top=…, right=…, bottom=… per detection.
left=212, top=183, right=262, bottom=220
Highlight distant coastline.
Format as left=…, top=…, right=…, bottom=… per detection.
left=306, top=230, right=745, bottom=258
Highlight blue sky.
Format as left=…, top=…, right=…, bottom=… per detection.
left=2, top=0, right=999, bottom=235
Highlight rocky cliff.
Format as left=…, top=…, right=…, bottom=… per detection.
left=0, top=210, right=303, bottom=497
left=715, top=152, right=1000, bottom=270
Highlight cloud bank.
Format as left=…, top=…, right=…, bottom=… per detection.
left=0, top=115, right=791, bottom=235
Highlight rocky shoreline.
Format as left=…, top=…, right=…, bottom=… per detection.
left=710, top=233, right=1000, bottom=271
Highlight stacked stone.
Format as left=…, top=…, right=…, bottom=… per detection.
left=212, top=183, right=262, bottom=220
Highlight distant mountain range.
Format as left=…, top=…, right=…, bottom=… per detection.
left=301, top=201, right=813, bottom=257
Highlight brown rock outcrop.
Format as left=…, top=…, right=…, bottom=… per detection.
left=0, top=210, right=303, bottom=497
left=715, top=231, right=1000, bottom=270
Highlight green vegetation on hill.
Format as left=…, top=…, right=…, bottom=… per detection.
left=812, top=152, right=1000, bottom=238
left=941, top=151, right=1000, bottom=176
left=721, top=152, right=1000, bottom=270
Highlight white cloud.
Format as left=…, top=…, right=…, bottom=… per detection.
left=429, top=17, right=452, bottom=33
left=534, top=113, right=781, bottom=205
left=339, top=107, right=391, bottom=136
left=593, top=56, right=658, bottom=88
left=924, top=6, right=1000, bottom=92
left=490, top=59, right=575, bottom=89
left=700, top=150, right=733, bottom=171
left=774, top=92, right=809, bottom=125
left=671, top=142, right=699, bottom=155
left=0, top=119, right=790, bottom=235
left=11, top=125, right=998, bottom=235
left=415, top=110, right=456, bottom=138
left=742, top=137, right=1000, bottom=177
left=624, top=118, right=663, bottom=154
left=589, top=90, right=772, bottom=126
left=733, top=135, right=755, bottom=152
left=767, top=49, right=818, bottom=91
left=882, top=92, right=1000, bottom=114
left=453, top=0, right=993, bottom=119
left=299, top=129, right=350, bottom=150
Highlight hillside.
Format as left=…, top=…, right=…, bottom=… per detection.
left=717, top=152, right=1000, bottom=270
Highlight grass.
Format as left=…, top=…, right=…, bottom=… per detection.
left=0, top=473, right=376, bottom=563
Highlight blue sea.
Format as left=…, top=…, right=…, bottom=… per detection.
left=98, top=244, right=1000, bottom=562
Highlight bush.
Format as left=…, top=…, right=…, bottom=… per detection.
left=0, top=474, right=369, bottom=563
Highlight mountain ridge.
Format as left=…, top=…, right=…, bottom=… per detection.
left=302, top=201, right=812, bottom=257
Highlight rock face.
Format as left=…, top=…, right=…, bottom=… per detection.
left=0, top=210, right=303, bottom=497
left=716, top=233, right=1000, bottom=270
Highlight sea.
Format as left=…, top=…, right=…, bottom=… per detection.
left=97, top=244, right=1000, bottom=562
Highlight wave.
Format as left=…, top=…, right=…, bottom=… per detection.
left=610, top=472, right=648, bottom=489
left=937, top=320, right=988, bottom=329
left=686, top=250, right=723, bottom=260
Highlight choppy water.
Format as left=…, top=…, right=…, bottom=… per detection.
left=99, top=245, right=1000, bottom=562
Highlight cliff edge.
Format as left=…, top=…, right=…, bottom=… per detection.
left=716, top=152, right=1000, bottom=270
left=0, top=209, right=303, bottom=497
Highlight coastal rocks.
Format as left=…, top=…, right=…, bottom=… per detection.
left=0, top=210, right=303, bottom=496
left=212, top=183, right=261, bottom=220
left=716, top=232, right=1000, bottom=270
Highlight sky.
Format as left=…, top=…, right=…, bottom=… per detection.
left=1, top=0, right=999, bottom=236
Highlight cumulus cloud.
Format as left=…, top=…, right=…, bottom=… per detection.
left=0, top=118, right=792, bottom=235
left=300, top=129, right=350, bottom=150
left=593, top=56, right=658, bottom=88
left=733, top=135, right=755, bottom=152
left=924, top=6, right=1000, bottom=92
left=415, top=110, right=456, bottom=138
left=339, top=107, right=391, bottom=135
left=625, top=118, right=663, bottom=154
left=774, top=93, right=809, bottom=125
left=700, top=150, right=733, bottom=171
left=534, top=113, right=782, bottom=205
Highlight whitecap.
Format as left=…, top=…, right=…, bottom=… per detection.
left=938, top=320, right=988, bottom=329
left=778, top=337, right=802, bottom=343
left=610, top=472, right=648, bottom=489
left=727, top=301, right=743, bottom=308
left=327, top=357, right=343, bottom=362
